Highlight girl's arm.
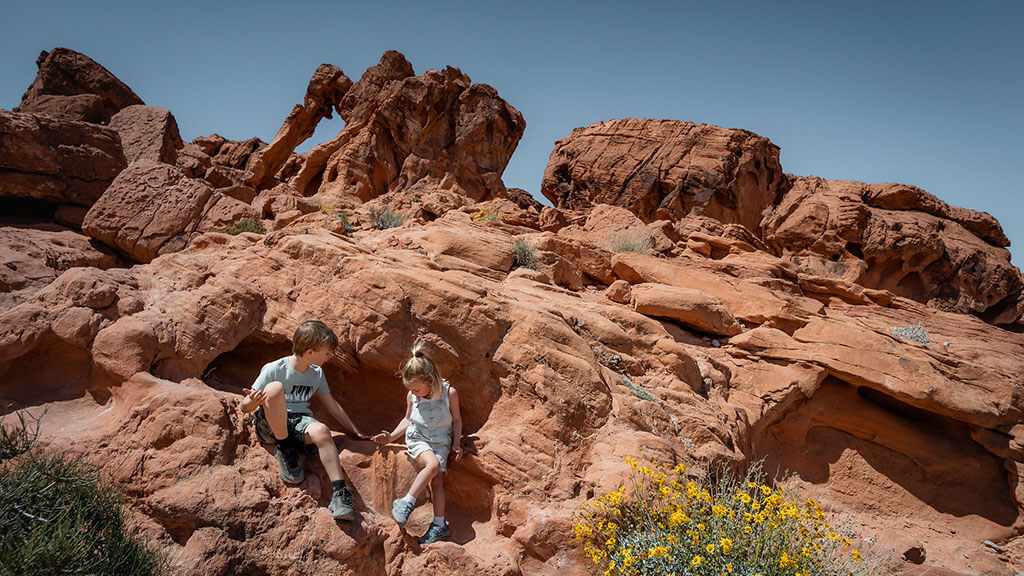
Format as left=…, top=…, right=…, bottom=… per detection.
left=373, top=393, right=413, bottom=445
left=449, top=386, right=464, bottom=461
left=316, top=393, right=367, bottom=438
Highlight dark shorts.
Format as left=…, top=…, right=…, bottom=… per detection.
left=253, top=407, right=319, bottom=446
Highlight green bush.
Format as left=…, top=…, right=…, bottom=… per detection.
left=0, top=414, right=164, bottom=576
left=573, top=459, right=894, bottom=576
left=610, top=231, right=654, bottom=254
left=225, top=218, right=266, bottom=235
left=368, top=205, right=404, bottom=230
left=512, top=238, right=538, bottom=270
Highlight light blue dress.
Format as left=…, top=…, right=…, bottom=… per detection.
left=406, top=380, right=453, bottom=471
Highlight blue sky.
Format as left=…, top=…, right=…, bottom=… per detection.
left=3, top=0, right=1021, bottom=264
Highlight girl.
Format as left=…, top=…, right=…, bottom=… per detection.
left=373, top=342, right=463, bottom=544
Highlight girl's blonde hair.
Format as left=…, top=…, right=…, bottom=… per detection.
left=400, top=341, right=442, bottom=400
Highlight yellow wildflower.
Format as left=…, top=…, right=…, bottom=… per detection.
left=691, top=555, right=703, bottom=567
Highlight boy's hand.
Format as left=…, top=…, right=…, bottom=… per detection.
left=242, top=388, right=266, bottom=406
left=452, top=445, right=464, bottom=461
left=371, top=432, right=390, bottom=445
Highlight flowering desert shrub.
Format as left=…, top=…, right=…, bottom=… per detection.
left=573, top=459, right=892, bottom=576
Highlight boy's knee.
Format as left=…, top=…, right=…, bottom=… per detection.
left=264, top=381, right=284, bottom=397
left=306, top=422, right=330, bottom=442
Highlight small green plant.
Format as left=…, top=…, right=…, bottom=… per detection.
left=225, top=218, right=265, bottom=235
left=337, top=212, right=353, bottom=232
left=620, top=373, right=656, bottom=402
left=573, top=459, right=893, bottom=576
left=512, top=238, right=538, bottom=270
left=368, top=205, right=404, bottom=230
left=472, top=208, right=500, bottom=222
left=412, top=196, right=421, bottom=203
left=891, top=322, right=930, bottom=345
left=610, top=231, right=654, bottom=254
left=0, top=414, right=164, bottom=575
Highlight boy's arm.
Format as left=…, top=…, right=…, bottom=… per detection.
left=373, top=393, right=412, bottom=445
left=317, top=393, right=366, bottom=438
left=240, top=366, right=271, bottom=413
left=449, top=386, right=464, bottom=460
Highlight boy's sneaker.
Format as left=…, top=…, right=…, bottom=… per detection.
left=274, top=444, right=304, bottom=485
left=391, top=498, right=415, bottom=526
left=329, top=485, right=354, bottom=520
left=417, top=521, right=450, bottom=544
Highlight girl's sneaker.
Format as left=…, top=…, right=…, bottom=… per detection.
left=391, top=498, right=415, bottom=526
left=418, top=521, right=450, bottom=544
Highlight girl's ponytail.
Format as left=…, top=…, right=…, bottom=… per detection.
left=402, top=340, right=442, bottom=399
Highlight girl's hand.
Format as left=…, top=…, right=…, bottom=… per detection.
left=371, top=432, right=390, bottom=445
left=242, top=388, right=266, bottom=407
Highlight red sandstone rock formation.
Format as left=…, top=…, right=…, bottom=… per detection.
left=541, top=118, right=785, bottom=232
left=15, top=47, right=144, bottom=123
left=245, top=64, right=353, bottom=191
left=108, top=104, right=185, bottom=164
left=2, top=48, right=1023, bottom=576
left=762, top=177, right=1024, bottom=323
left=0, top=109, right=127, bottom=206
left=82, top=160, right=259, bottom=262
left=291, top=51, right=525, bottom=204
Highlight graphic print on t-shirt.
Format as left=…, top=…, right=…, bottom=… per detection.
left=287, top=385, right=315, bottom=404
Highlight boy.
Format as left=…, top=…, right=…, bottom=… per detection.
left=240, top=320, right=365, bottom=520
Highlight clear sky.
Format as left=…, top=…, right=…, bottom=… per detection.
left=3, top=0, right=1022, bottom=264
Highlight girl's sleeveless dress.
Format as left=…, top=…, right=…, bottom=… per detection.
left=406, top=380, right=453, bottom=471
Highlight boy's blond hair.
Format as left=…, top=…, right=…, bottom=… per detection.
left=401, top=341, right=442, bottom=400
left=292, top=320, right=339, bottom=355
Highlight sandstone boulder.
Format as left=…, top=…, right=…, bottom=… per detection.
left=15, top=47, right=143, bottom=123
left=0, top=110, right=127, bottom=206
left=82, top=160, right=259, bottom=262
left=108, top=104, right=184, bottom=164
left=630, top=282, right=743, bottom=336
left=541, top=119, right=785, bottom=231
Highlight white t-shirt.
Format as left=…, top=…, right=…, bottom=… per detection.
left=252, top=357, right=330, bottom=415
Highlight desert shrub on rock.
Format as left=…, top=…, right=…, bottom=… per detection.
left=573, top=458, right=894, bottom=576
left=0, top=415, right=164, bottom=576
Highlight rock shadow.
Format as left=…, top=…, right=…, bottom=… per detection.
left=754, top=377, right=1017, bottom=527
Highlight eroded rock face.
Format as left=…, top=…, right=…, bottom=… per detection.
left=0, top=110, right=127, bottom=206
left=0, top=226, right=117, bottom=310
left=108, top=105, right=185, bottom=164
left=541, top=119, right=785, bottom=231
left=294, top=51, right=525, bottom=204
left=82, top=160, right=258, bottom=262
left=3, top=210, right=1021, bottom=575
left=762, top=177, right=1023, bottom=319
left=15, top=47, right=144, bottom=124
